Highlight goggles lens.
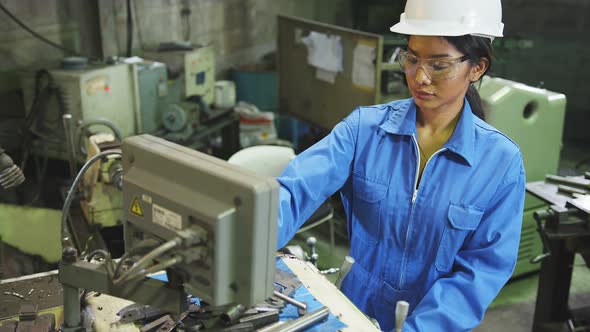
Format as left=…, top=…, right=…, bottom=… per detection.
left=397, top=50, right=470, bottom=80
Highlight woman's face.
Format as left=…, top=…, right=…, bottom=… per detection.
left=404, top=36, right=486, bottom=113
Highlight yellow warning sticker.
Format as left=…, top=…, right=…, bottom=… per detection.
left=130, top=197, right=143, bottom=216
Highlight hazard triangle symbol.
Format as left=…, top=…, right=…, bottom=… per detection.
left=130, top=197, right=143, bottom=216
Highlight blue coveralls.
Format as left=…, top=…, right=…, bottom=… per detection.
left=277, top=98, right=526, bottom=331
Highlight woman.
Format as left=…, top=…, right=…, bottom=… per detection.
left=276, top=0, right=525, bottom=331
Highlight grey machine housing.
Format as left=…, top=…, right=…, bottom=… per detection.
left=122, top=135, right=278, bottom=306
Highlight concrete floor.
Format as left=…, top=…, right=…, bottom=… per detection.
left=287, top=142, right=590, bottom=331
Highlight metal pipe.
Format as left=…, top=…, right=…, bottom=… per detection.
left=256, top=321, right=285, bottom=332
left=239, top=311, right=279, bottom=329
left=62, top=114, right=77, bottom=179
left=272, top=291, right=307, bottom=311
left=266, top=306, right=329, bottom=332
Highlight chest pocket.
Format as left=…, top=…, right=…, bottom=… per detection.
left=435, top=202, right=484, bottom=272
left=351, top=174, right=388, bottom=246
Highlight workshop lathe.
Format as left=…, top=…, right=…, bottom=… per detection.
left=50, top=134, right=379, bottom=332
left=59, top=134, right=278, bottom=331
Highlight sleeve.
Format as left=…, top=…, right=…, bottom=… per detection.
left=402, top=152, right=526, bottom=332
left=276, top=109, right=360, bottom=249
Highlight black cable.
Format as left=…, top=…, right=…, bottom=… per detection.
left=20, top=70, right=53, bottom=171
left=181, top=0, right=191, bottom=41
left=0, top=2, right=80, bottom=56
left=126, top=0, right=133, bottom=57
left=132, top=0, right=145, bottom=51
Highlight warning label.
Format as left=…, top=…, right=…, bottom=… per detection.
left=153, top=204, right=182, bottom=230
left=130, top=197, right=143, bottom=216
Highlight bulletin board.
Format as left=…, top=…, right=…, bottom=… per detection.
left=278, top=15, right=384, bottom=130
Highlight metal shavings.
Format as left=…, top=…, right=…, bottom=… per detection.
left=4, top=292, right=25, bottom=299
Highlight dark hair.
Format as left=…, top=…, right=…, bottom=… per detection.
left=444, top=35, right=494, bottom=121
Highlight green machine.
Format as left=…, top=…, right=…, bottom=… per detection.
left=137, top=46, right=216, bottom=143
left=20, top=63, right=139, bottom=160
left=135, top=61, right=200, bottom=141
left=478, top=76, right=567, bottom=277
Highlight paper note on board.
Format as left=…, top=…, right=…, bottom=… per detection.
left=302, top=31, right=343, bottom=74
left=352, top=42, right=376, bottom=90
left=315, top=68, right=337, bottom=83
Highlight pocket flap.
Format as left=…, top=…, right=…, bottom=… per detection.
left=352, top=175, right=387, bottom=203
left=447, top=202, right=484, bottom=230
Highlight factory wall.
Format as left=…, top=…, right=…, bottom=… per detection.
left=496, top=0, right=590, bottom=144
left=0, top=0, right=351, bottom=149
left=97, top=0, right=351, bottom=76
left=0, top=0, right=101, bottom=148
left=0, top=0, right=100, bottom=90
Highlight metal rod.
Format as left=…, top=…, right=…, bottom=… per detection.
left=238, top=311, right=279, bottom=329
left=557, top=184, right=587, bottom=196
left=256, top=321, right=285, bottom=332
left=546, top=174, right=590, bottom=190
left=62, top=114, right=78, bottom=180
left=62, top=284, right=81, bottom=332
left=272, top=291, right=307, bottom=311
left=267, top=306, right=329, bottom=332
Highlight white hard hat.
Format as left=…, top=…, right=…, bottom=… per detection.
left=390, top=0, right=504, bottom=40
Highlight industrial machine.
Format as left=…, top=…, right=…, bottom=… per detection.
left=138, top=47, right=239, bottom=158
left=526, top=176, right=590, bottom=331
left=135, top=61, right=201, bottom=142
left=478, top=76, right=567, bottom=277
left=20, top=63, right=139, bottom=161
left=59, top=134, right=279, bottom=330
left=134, top=61, right=168, bottom=134
left=1, top=56, right=237, bottom=274
left=143, top=46, right=215, bottom=105
left=0, top=134, right=382, bottom=331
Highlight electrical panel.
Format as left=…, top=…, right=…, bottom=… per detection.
left=122, top=135, right=278, bottom=306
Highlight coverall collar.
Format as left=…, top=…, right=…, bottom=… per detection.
left=379, top=97, right=475, bottom=166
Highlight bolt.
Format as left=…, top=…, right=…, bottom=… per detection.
left=62, top=246, right=78, bottom=263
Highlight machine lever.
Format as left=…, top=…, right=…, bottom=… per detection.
left=530, top=208, right=553, bottom=264
left=334, top=256, right=355, bottom=289
left=306, top=237, right=318, bottom=267
left=395, top=301, right=410, bottom=332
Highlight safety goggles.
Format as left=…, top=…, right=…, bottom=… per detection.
left=397, top=50, right=470, bottom=81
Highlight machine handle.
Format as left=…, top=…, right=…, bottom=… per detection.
left=334, top=256, right=355, bottom=289
left=530, top=208, right=553, bottom=264
left=395, top=300, right=410, bottom=332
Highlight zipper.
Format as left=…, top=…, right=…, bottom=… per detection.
left=411, top=134, right=420, bottom=204
left=398, top=134, right=447, bottom=289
